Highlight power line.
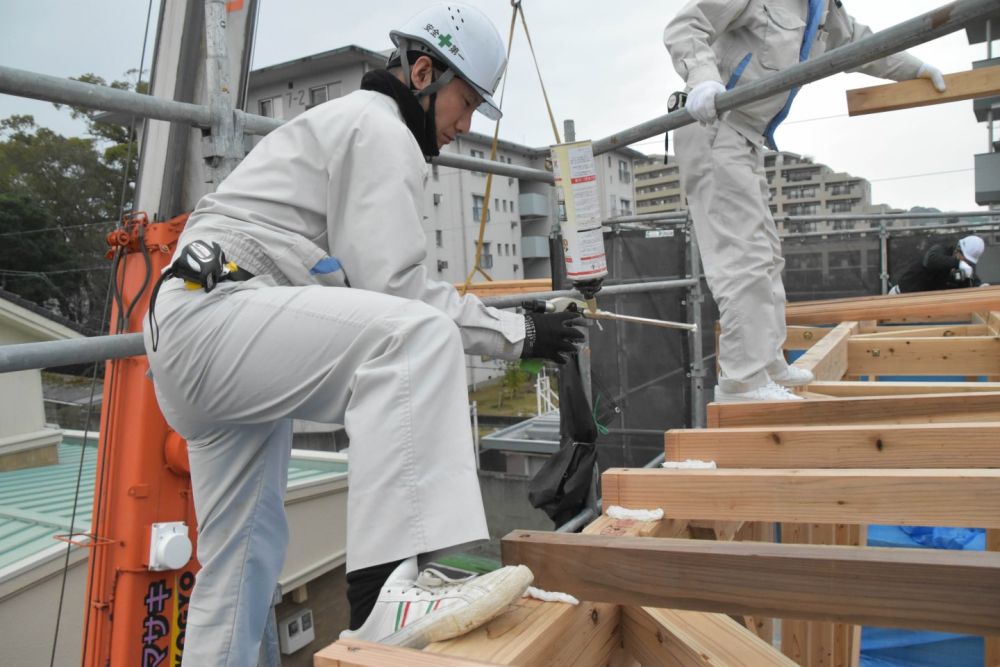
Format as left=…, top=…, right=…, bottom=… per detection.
left=869, top=168, right=973, bottom=183
left=0, top=220, right=115, bottom=238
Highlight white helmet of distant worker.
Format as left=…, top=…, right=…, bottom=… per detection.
left=388, top=3, right=507, bottom=120
left=959, top=235, right=985, bottom=265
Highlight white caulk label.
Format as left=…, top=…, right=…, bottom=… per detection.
left=551, top=141, right=608, bottom=281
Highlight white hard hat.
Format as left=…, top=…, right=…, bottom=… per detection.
left=390, top=3, right=507, bottom=120
left=959, top=235, right=985, bottom=265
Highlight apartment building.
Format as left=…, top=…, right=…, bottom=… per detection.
left=634, top=150, right=897, bottom=232
left=246, top=45, right=640, bottom=383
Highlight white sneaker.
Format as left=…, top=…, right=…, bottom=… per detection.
left=339, top=558, right=533, bottom=649
left=769, top=365, right=814, bottom=387
left=714, top=381, right=803, bottom=403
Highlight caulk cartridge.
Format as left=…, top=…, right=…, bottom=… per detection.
left=550, top=140, right=608, bottom=312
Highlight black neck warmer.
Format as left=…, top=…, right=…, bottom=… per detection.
left=361, top=69, right=439, bottom=158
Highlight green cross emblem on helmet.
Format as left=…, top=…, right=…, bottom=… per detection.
left=438, top=33, right=452, bottom=48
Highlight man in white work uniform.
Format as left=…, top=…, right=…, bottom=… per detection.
left=664, top=0, right=946, bottom=402
left=144, top=4, right=584, bottom=664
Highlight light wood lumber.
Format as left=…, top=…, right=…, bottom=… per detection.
left=707, top=391, right=1000, bottom=427
left=785, top=287, right=1000, bottom=325
left=314, top=639, right=498, bottom=666
left=989, top=312, right=1000, bottom=336
left=852, top=323, right=988, bottom=338
left=808, top=380, right=1000, bottom=397
left=846, top=65, right=1000, bottom=116
left=600, top=468, right=1000, bottom=527
left=989, top=529, right=1000, bottom=667
left=582, top=513, right=690, bottom=539
left=665, top=422, right=1000, bottom=468
left=426, top=597, right=619, bottom=667
left=454, top=278, right=552, bottom=298
left=847, top=336, right=1000, bottom=376
left=785, top=325, right=830, bottom=349
left=621, top=607, right=797, bottom=667
left=791, top=321, right=858, bottom=380
left=501, top=531, right=1000, bottom=634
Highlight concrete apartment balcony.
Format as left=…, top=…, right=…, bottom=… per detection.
left=519, top=192, right=550, bottom=219
left=520, top=235, right=550, bottom=259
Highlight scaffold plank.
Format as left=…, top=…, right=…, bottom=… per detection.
left=600, top=468, right=1000, bottom=527
left=501, top=532, right=1000, bottom=635
left=707, top=391, right=1000, bottom=427
left=846, top=65, right=1000, bottom=116
left=665, top=422, right=1000, bottom=468
left=785, top=287, right=1000, bottom=325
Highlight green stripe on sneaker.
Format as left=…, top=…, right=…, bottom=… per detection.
left=394, top=601, right=404, bottom=631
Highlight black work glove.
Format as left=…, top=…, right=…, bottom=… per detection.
left=521, top=311, right=586, bottom=364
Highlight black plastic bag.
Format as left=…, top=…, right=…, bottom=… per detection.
left=528, top=355, right=598, bottom=525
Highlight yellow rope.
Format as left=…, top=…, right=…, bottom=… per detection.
left=461, top=1, right=562, bottom=293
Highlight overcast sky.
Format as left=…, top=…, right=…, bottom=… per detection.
left=0, top=0, right=991, bottom=212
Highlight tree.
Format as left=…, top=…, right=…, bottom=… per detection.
left=0, top=72, right=145, bottom=330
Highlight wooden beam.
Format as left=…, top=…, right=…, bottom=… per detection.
left=666, top=422, right=1000, bottom=468
left=582, top=513, right=690, bottom=539
left=315, top=639, right=498, bottom=666
left=426, top=598, right=620, bottom=667
left=989, top=312, right=1000, bottom=337
left=792, top=321, right=858, bottom=380
left=852, top=323, right=988, bottom=339
left=785, top=287, right=1000, bottom=326
left=621, top=607, right=797, bottom=667
left=601, top=468, right=1000, bottom=527
left=454, top=278, right=552, bottom=299
left=707, top=391, right=1000, bottom=427
left=847, top=65, right=1000, bottom=116
left=501, top=532, right=1000, bottom=635
left=847, top=336, right=1000, bottom=376
left=808, top=380, right=1000, bottom=397
left=785, top=325, right=830, bottom=349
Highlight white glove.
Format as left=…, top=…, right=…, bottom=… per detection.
left=959, top=260, right=973, bottom=279
left=916, top=63, right=946, bottom=93
left=686, top=80, right=726, bottom=124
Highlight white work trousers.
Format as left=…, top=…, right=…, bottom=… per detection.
left=143, top=278, right=488, bottom=667
left=675, top=121, right=791, bottom=392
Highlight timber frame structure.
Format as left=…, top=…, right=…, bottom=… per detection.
left=316, top=288, right=1000, bottom=667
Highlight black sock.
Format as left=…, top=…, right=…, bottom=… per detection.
left=346, top=559, right=405, bottom=630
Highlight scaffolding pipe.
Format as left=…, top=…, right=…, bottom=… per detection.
left=433, top=153, right=553, bottom=183
left=0, top=64, right=215, bottom=127
left=0, top=278, right=697, bottom=373
left=589, top=0, right=998, bottom=155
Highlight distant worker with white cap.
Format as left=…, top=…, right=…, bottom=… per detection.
left=663, top=1, right=947, bottom=402
left=143, top=3, right=583, bottom=663
left=890, top=235, right=986, bottom=294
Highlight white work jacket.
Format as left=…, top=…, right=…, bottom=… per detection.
left=664, top=0, right=923, bottom=144
left=179, top=90, right=525, bottom=358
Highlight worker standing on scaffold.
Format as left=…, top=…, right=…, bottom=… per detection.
left=143, top=4, right=584, bottom=663
left=663, top=0, right=947, bottom=402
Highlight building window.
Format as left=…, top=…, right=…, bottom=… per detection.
left=259, top=98, right=273, bottom=117
left=432, top=164, right=439, bottom=181
left=433, top=193, right=442, bottom=206
left=308, top=85, right=328, bottom=108
left=472, top=194, right=490, bottom=221
left=619, top=198, right=632, bottom=215
left=495, top=197, right=500, bottom=211
left=618, top=160, right=631, bottom=184
left=435, top=230, right=443, bottom=247
left=502, top=200, right=508, bottom=212
left=470, top=149, right=485, bottom=176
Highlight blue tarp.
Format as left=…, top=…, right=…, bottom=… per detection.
left=862, top=525, right=985, bottom=667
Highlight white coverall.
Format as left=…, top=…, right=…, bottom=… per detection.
left=143, top=89, right=525, bottom=666
left=664, top=0, right=922, bottom=393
